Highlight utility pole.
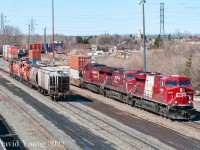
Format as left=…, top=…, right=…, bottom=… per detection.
left=28, top=24, right=30, bottom=56
left=52, top=0, right=55, bottom=66
left=44, top=27, right=47, bottom=54
left=139, top=0, right=146, bottom=72
left=105, top=31, right=107, bottom=52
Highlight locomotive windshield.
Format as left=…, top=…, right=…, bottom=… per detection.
left=127, top=73, right=133, bottom=79
left=179, top=80, right=191, bottom=86
left=166, top=80, right=178, bottom=86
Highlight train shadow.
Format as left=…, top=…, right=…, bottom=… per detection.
left=64, top=94, right=94, bottom=103
left=191, top=111, right=200, bottom=121
left=191, top=116, right=200, bottom=121
left=178, top=111, right=200, bottom=122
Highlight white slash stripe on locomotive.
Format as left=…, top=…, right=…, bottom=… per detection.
left=144, top=75, right=155, bottom=98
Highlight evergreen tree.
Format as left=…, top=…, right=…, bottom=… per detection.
left=168, top=34, right=171, bottom=41
left=154, top=34, right=161, bottom=49
left=76, top=36, right=83, bottom=43
left=97, top=45, right=101, bottom=51
left=183, top=54, right=192, bottom=77
left=83, top=38, right=89, bottom=44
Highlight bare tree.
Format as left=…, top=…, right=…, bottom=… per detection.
left=0, top=25, right=23, bottom=53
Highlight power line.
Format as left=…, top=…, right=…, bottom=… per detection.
left=28, top=18, right=37, bottom=35
left=27, top=18, right=38, bottom=43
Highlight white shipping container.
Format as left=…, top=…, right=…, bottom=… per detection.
left=3, top=45, right=10, bottom=59
left=70, top=68, right=81, bottom=79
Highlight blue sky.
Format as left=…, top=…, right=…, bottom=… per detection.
left=0, top=0, right=200, bottom=36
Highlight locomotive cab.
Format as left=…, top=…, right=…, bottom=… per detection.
left=160, top=75, right=195, bottom=119
left=161, top=75, right=193, bottom=106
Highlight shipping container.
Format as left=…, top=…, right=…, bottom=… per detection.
left=45, top=43, right=50, bottom=50
left=30, top=44, right=34, bottom=50
left=38, top=43, right=43, bottom=51
left=3, top=45, right=10, bottom=60
left=34, top=44, right=38, bottom=50
left=70, top=55, right=91, bottom=70
left=8, top=46, right=18, bottom=55
left=29, top=50, right=41, bottom=60
left=29, top=58, right=40, bottom=64
left=70, top=68, right=82, bottom=87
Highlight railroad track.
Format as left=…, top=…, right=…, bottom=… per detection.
left=181, top=121, right=200, bottom=130
left=0, top=68, right=9, bottom=74
left=56, top=96, right=161, bottom=150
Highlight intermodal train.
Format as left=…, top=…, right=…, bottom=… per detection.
left=69, top=56, right=196, bottom=120
left=9, top=57, right=70, bottom=101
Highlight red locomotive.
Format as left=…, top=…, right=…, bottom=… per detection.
left=9, top=57, right=70, bottom=101
left=79, top=63, right=195, bottom=120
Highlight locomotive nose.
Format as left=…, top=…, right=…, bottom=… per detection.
left=175, top=87, right=193, bottom=105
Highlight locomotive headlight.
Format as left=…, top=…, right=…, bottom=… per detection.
left=175, top=101, right=178, bottom=104
left=180, top=88, right=183, bottom=93
left=188, top=101, right=191, bottom=104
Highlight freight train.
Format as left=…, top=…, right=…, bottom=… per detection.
left=7, top=55, right=196, bottom=120
left=9, top=58, right=70, bottom=101
left=69, top=56, right=196, bottom=120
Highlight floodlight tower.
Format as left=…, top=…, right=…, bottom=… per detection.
left=1, top=12, right=8, bottom=33
left=160, top=3, right=165, bottom=37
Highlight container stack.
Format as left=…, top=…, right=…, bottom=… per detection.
left=70, top=55, right=91, bottom=86
left=29, top=50, right=41, bottom=64
left=8, top=46, right=18, bottom=60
